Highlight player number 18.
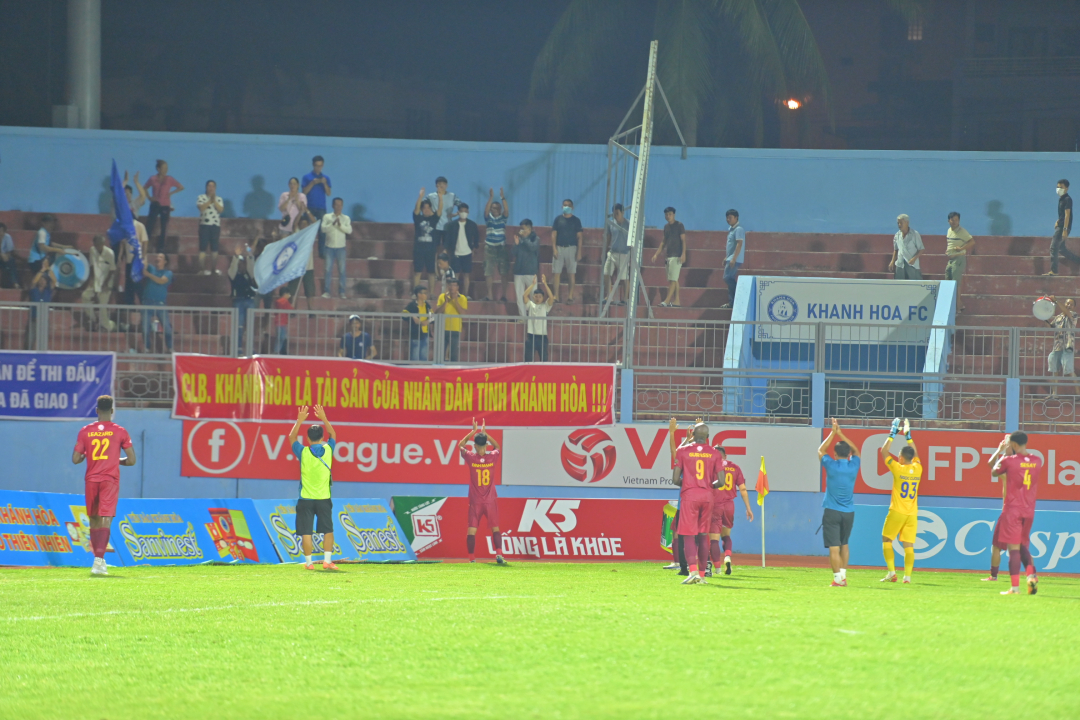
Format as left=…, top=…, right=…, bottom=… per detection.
left=477, top=469, right=491, bottom=486
left=90, top=438, right=110, bottom=461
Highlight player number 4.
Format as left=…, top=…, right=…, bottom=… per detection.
left=1023, top=469, right=1031, bottom=489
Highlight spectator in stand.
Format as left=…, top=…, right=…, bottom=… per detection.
left=320, top=197, right=352, bottom=299
left=722, top=209, right=745, bottom=309
left=0, top=223, right=19, bottom=289
left=116, top=187, right=150, bottom=331
left=945, top=212, right=975, bottom=313
left=652, top=207, right=686, bottom=307
left=278, top=177, right=308, bottom=234
left=426, top=177, right=458, bottom=250
left=603, top=204, right=630, bottom=306
left=81, top=235, right=116, bottom=331
left=523, top=274, right=555, bottom=362
left=551, top=199, right=583, bottom=303
left=437, top=277, right=467, bottom=362
left=196, top=180, right=224, bottom=276
left=141, top=253, right=174, bottom=353
left=512, top=220, right=540, bottom=316
left=403, top=286, right=432, bottom=361
left=285, top=210, right=318, bottom=312
left=28, top=214, right=72, bottom=276
left=483, top=188, right=510, bottom=302
left=30, top=258, right=57, bottom=303
left=1044, top=295, right=1076, bottom=395
left=144, top=160, right=184, bottom=252
left=447, top=203, right=479, bottom=296
left=339, top=314, right=377, bottom=360
left=1047, top=179, right=1078, bottom=276
left=413, top=187, right=444, bottom=296
left=435, top=252, right=458, bottom=296
left=229, top=243, right=259, bottom=352
left=302, top=156, right=332, bottom=258
left=274, top=288, right=293, bottom=354
left=890, top=214, right=924, bottom=280
left=123, top=171, right=148, bottom=216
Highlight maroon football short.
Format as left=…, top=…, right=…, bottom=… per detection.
left=997, top=509, right=1033, bottom=547
left=467, top=499, right=499, bottom=529
left=991, top=515, right=1007, bottom=551
left=85, top=479, right=119, bottom=518
left=677, top=498, right=711, bottom=535
left=710, top=500, right=735, bottom=534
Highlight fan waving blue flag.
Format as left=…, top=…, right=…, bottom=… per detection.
left=254, top=222, right=320, bottom=295
left=104, top=160, right=144, bottom=282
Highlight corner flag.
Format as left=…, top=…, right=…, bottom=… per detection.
left=756, top=456, right=769, bottom=506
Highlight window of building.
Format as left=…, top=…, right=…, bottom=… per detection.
left=907, top=16, right=923, bottom=42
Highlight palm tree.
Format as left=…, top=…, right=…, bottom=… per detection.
left=530, top=0, right=922, bottom=147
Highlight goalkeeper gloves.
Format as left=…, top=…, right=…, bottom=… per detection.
left=889, top=417, right=901, bottom=439
left=903, top=418, right=912, bottom=442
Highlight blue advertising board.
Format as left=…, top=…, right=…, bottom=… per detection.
left=0, top=490, right=119, bottom=567
left=111, top=498, right=280, bottom=566
left=0, top=351, right=115, bottom=420
left=849, top=505, right=1080, bottom=574
left=252, top=499, right=415, bottom=564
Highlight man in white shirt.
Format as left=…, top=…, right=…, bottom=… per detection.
left=426, top=176, right=458, bottom=249
left=320, top=197, right=352, bottom=299
left=447, top=203, right=479, bottom=296
left=81, top=234, right=116, bottom=330
left=522, top=274, right=555, bottom=362
left=889, top=214, right=924, bottom=280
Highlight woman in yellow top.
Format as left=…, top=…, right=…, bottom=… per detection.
left=879, top=418, right=922, bottom=584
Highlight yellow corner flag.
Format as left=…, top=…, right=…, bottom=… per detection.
left=755, top=456, right=769, bottom=506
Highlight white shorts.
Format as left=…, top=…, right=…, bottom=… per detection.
left=1049, top=349, right=1076, bottom=376
left=666, top=257, right=683, bottom=282
left=553, top=249, right=578, bottom=275
left=603, top=251, right=629, bottom=281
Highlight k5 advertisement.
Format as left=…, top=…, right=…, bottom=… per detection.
left=110, top=498, right=279, bottom=566
left=0, top=490, right=107, bottom=567
left=392, top=496, right=669, bottom=561
left=848, top=505, right=1080, bottom=573
left=499, top=424, right=820, bottom=490
left=823, top=428, right=1080, bottom=501
left=182, top=420, right=502, bottom=483
left=251, top=498, right=415, bottom=563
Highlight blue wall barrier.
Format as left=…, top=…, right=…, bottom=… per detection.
left=1, top=126, right=1077, bottom=236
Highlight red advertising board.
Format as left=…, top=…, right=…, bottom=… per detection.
left=182, top=420, right=502, bottom=483
left=173, top=355, right=614, bottom=427
left=824, top=428, right=1080, bottom=501
left=398, top=497, right=668, bottom=561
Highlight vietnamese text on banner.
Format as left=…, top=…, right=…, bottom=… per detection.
left=173, top=355, right=615, bottom=426
left=0, top=351, right=115, bottom=420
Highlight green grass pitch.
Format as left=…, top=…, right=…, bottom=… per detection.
left=2, top=561, right=1079, bottom=719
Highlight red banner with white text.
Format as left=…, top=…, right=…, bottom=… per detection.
left=823, top=428, right=1080, bottom=501
left=172, top=355, right=614, bottom=427
left=182, top=420, right=502, bottom=483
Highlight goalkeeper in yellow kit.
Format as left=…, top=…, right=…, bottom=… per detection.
left=879, top=418, right=922, bottom=584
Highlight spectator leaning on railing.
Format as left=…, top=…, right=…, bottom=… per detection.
left=339, top=314, right=377, bottom=360
left=403, top=286, right=432, bottom=361
left=523, top=274, right=555, bottom=362
left=229, top=243, right=259, bottom=351
left=890, top=214, right=924, bottom=280
left=437, top=277, right=467, bottom=363
left=945, top=212, right=975, bottom=313
left=512, top=220, right=540, bottom=317
left=413, top=187, right=443, bottom=297
left=81, top=235, right=116, bottom=331
left=1044, top=295, right=1076, bottom=395
left=0, top=222, right=19, bottom=289
left=321, top=197, right=352, bottom=299
left=144, top=160, right=183, bottom=253
left=483, top=188, right=510, bottom=302
left=197, top=180, right=224, bottom=276
left=141, top=253, right=174, bottom=353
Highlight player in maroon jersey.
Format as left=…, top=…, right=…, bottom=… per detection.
left=71, top=396, right=136, bottom=576
left=458, top=418, right=507, bottom=565
left=991, top=432, right=1042, bottom=595
left=709, top=447, right=754, bottom=577
left=672, top=422, right=722, bottom=585
left=981, top=436, right=1013, bottom=582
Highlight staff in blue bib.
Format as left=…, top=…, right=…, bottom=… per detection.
left=288, top=404, right=338, bottom=571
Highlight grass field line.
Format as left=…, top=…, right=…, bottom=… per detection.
left=2, top=593, right=563, bottom=624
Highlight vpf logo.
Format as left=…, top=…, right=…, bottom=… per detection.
left=561, top=428, right=617, bottom=483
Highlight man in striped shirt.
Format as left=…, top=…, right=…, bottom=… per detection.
left=484, top=188, right=510, bottom=302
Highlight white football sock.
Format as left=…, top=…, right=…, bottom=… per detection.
left=840, top=568, right=847, bottom=580
left=324, top=551, right=332, bottom=563
left=304, top=555, right=312, bottom=564
left=834, top=572, right=842, bottom=583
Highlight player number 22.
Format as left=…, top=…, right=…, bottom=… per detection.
left=477, top=469, right=491, bottom=486
left=90, top=438, right=110, bottom=461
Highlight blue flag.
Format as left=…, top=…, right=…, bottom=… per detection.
left=254, top=223, right=320, bottom=295
left=104, top=160, right=144, bottom=282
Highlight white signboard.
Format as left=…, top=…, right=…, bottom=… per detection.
left=501, top=424, right=820, bottom=491
left=756, top=277, right=940, bottom=343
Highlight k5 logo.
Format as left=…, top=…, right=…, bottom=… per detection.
left=517, top=499, right=580, bottom=533
left=413, top=516, right=439, bottom=537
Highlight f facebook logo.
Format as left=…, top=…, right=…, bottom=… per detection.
left=208, top=428, right=227, bottom=462
left=185, top=421, right=246, bottom=475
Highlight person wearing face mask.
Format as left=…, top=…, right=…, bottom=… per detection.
left=448, top=203, right=479, bottom=296
left=551, top=199, right=583, bottom=303
left=1046, top=179, right=1078, bottom=276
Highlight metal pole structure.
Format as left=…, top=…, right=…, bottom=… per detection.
left=67, top=0, right=101, bottom=129
left=622, top=40, right=659, bottom=368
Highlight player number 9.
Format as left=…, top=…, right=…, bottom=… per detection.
left=723, top=471, right=733, bottom=491
left=695, top=459, right=704, bottom=480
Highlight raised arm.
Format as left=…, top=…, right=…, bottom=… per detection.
left=834, top=422, right=859, bottom=458
left=499, top=188, right=508, bottom=218
left=458, top=418, right=479, bottom=450
left=480, top=419, right=500, bottom=452
left=288, top=406, right=310, bottom=445
left=313, top=404, right=336, bottom=442
left=415, top=187, right=426, bottom=215
left=668, top=417, right=679, bottom=462
left=485, top=188, right=495, bottom=217
left=522, top=278, right=537, bottom=307
left=541, top=274, right=554, bottom=307
left=818, top=418, right=838, bottom=459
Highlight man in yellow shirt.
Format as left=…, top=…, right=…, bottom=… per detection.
left=436, top=277, right=468, bottom=362
left=879, top=418, right=922, bottom=584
